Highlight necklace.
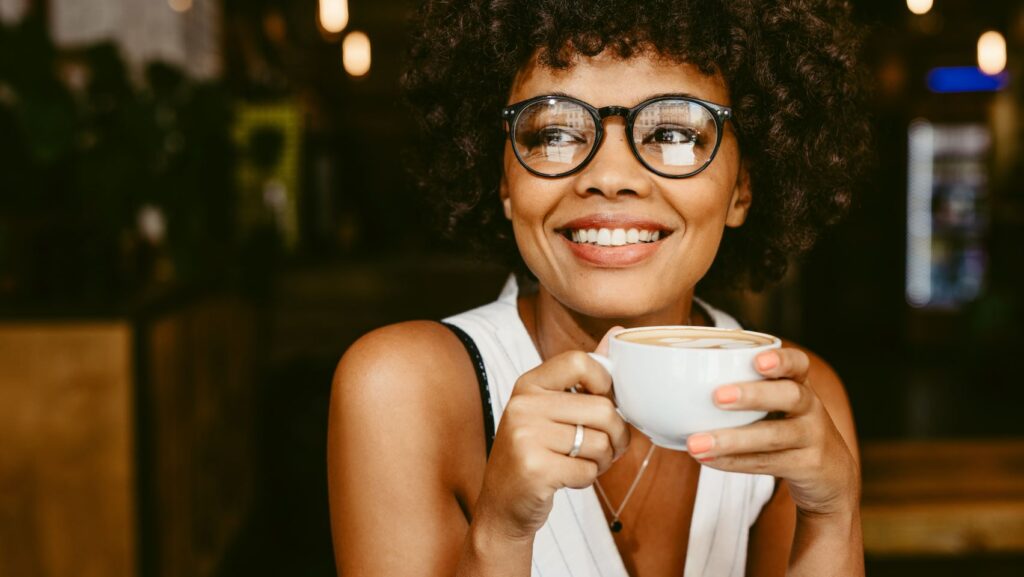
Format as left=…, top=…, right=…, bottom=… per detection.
left=594, top=442, right=658, bottom=533
left=529, top=295, right=694, bottom=533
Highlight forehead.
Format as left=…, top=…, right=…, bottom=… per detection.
left=509, top=49, right=730, bottom=107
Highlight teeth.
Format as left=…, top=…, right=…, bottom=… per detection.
left=567, top=227, right=665, bottom=246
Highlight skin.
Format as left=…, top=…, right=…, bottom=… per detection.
left=328, top=50, right=863, bottom=577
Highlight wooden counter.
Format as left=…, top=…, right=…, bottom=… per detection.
left=0, top=295, right=257, bottom=577
left=861, top=439, right=1024, bottom=556
left=0, top=323, right=135, bottom=577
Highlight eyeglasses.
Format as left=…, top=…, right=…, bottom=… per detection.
left=501, top=94, right=732, bottom=179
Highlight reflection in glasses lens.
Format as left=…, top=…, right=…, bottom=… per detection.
left=513, top=99, right=596, bottom=173
left=633, top=100, right=717, bottom=175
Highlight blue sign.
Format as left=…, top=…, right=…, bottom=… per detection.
left=927, top=66, right=1009, bottom=93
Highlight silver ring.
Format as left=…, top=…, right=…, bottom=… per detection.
left=568, top=424, right=584, bottom=458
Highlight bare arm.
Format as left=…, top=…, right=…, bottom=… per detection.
left=785, top=348, right=862, bottom=577
left=328, top=322, right=628, bottom=576
left=328, top=321, right=493, bottom=576
left=706, top=344, right=862, bottom=577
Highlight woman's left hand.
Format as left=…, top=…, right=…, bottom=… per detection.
left=685, top=347, right=859, bottom=517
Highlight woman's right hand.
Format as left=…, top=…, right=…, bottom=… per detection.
left=471, top=330, right=631, bottom=541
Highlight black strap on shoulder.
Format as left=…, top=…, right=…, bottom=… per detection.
left=442, top=322, right=496, bottom=457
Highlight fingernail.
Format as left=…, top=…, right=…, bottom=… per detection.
left=688, top=433, right=714, bottom=455
left=756, top=352, right=778, bottom=371
left=698, top=456, right=716, bottom=463
left=715, top=385, right=740, bottom=405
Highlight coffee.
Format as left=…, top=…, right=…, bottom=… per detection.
left=591, top=325, right=781, bottom=450
left=617, top=327, right=772, bottom=349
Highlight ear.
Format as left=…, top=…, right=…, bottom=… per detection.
left=500, top=174, right=512, bottom=220
left=725, top=161, right=752, bottom=228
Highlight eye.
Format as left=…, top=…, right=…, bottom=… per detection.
left=522, top=126, right=588, bottom=149
left=641, top=125, right=700, bottom=146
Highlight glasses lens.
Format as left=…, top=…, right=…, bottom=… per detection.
left=632, top=100, right=719, bottom=176
left=512, top=98, right=597, bottom=176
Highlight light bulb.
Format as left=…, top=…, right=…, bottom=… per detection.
left=906, top=0, right=933, bottom=15
left=319, top=0, right=349, bottom=34
left=343, top=31, right=371, bottom=77
left=978, top=30, right=1007, bottom=76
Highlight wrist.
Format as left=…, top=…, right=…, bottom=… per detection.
left=469, top=513, right=537, bottom=549
left=460, top=518, right=535, bottom=577
left=790, top=504, right=864, bottom=577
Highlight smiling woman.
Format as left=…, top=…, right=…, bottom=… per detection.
left=329, top=1, right=870, bottom=576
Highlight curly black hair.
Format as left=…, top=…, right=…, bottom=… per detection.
left=402, top=0, right=871, bottom=290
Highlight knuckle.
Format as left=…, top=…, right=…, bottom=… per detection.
left=566, top=350, right=590, bottom=375
left=787, top=380, right=806, bottom=408
left=596, top=397, right=619, bottom=424
left=754, top=455, right=773, bottom=474
left=509, top=424, right=533, bottom=451
left=739, top=382, right=760, bottom=405
left=504, top=396, right=528, bottom=420
left=771, top=424, right=794, bottom=451
left=593, top=432, right=611, bottom=454
left=520, top=452, right=546, bottom=479
left=512, top=373, right=534, bottom=393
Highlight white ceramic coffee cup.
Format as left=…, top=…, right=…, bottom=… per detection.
left=588, top=326, right=781, bottom=451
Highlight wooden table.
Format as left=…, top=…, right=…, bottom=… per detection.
left=861, top=439, right=1024, bottom=556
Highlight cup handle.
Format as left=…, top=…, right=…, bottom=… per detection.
left=586, top=352, right=614, bottom=375
left=586, top=353, right=629, bottom=422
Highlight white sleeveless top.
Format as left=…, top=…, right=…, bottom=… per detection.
left=444, top=276, right=775, bottom=577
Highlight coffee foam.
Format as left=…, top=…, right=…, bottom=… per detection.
left=617, top=327, right=772, bottom=349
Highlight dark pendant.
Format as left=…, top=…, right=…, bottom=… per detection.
left=610, top=520, right=623, bottom=533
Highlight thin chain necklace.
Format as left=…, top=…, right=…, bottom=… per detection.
left=530, top=296, right=693, bottom=533
left=593, top=309, right=693, bottom=533
left=594, top=442, right=657, bottom=533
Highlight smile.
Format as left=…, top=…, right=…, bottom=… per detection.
left=566, top=227, right=664, bottom=246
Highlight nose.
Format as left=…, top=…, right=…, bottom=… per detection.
left=573, top=120, right=652, bottom=200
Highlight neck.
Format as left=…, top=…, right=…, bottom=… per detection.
left=519, top=285, right=707, bottom=360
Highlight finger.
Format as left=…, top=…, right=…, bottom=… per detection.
left=546, top=423, right=615, bottom=473
left=686, top=418, right=809, bottom=460
left=712, top=378, right=815, bottom=415
left=754, top=347, right=810, bottom=381
left=516, top=350, right=613, bottom=396
left=692, top=448, right=801, bottom=477
left=511, top=393, right=629, bottom=458
left=593, top=326, right=625, bottom=357
left=561, top=456, right=601, bottom=490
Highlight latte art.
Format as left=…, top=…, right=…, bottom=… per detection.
left=617, top=327, right=773, bottom=349
left=652, top=337, right=759, bottom=349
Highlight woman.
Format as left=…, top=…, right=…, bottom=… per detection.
left=329, top=1, right=870, bottom=575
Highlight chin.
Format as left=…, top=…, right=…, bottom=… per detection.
left=550, top=278, right=678, bottom=322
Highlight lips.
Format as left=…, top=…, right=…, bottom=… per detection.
left=555, top=214, right=674, bottom=267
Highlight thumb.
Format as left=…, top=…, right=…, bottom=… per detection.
left=594, top=326, right=625, bottom=356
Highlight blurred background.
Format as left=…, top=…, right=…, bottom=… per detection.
left=0, top=0, right=1022, bottom=576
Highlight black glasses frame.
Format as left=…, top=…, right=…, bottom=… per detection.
left=501, top=94, right=733, bottom=179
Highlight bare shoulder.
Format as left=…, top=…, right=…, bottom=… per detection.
left=328, top=325, right=486, bottom=574
left=331, top=320, right=479, bottom=433
left=780, top=339, right=859, bottom=461
left=333, top=320, right=469, bottom=393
